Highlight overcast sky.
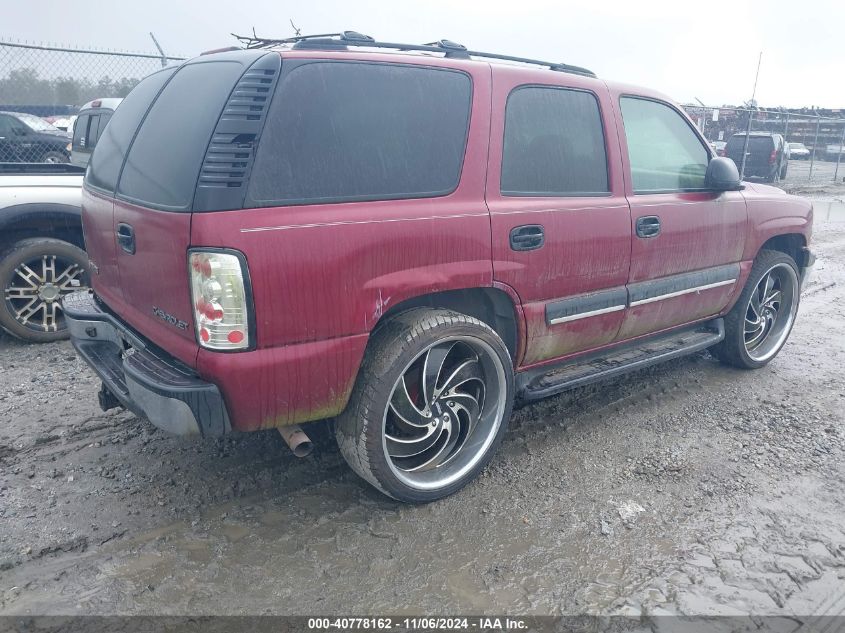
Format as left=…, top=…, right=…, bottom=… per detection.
left=3, top=0, right=842, bottom=108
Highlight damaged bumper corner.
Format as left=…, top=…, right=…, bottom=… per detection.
left=62, top=290, right=231, bottom=437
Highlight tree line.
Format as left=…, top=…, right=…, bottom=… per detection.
left=0, top=68, right=140, bottom=106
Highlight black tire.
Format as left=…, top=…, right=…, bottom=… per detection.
left=710, top=249, right=800, bottom=370
left=335, top=308, right=514, bottom=502
left=41, top=150, right=69, bottom=164
left=0, top=238, right=89, bottom=342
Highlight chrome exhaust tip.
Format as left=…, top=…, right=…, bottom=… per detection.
left=278, top=425, right=313, bottom=458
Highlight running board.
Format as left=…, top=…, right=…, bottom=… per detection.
left=517, top=318, right=724, bottom=402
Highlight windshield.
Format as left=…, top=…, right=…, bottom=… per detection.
left=789, top=143, right=806, bottom=149
left=14, top=112, right=61, bottom=132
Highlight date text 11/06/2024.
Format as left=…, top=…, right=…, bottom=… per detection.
left=307, top=617, right=529, bottom=630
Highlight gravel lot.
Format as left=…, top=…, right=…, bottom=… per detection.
left=0, top=186, right=843, bottom=618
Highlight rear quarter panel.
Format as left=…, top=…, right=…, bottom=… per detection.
left=191, top=56, right=495, bottom=430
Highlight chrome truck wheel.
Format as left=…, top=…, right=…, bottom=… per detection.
left=335, top=308, right=514, bottom=502
left=0, top=238, right=89, bottom=342
left=712, top=250, right=800, bottom=369
left=744, top=262, right=799, bottom=362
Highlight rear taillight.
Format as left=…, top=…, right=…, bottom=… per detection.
left=189, top=250, right=251, bottom=351
left=769, top=149, right=777, bottom=164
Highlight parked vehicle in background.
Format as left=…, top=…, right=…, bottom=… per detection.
left=64, top=33, right=814, bottom=502
left=71, top=98, right=123, bottom=168
left=45, top=115, right=77, bottom=133
left=725, top=132, right=788, bottom=182
left=0, top=162, right=87, bottom=341
left=788, top=142, right=811, bottom=159
left=0, top=112, right=71, bottom=163
left=826, top=143, right=845, bottom=161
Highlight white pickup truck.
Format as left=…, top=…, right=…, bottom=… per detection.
left=0, top=163, right=86, bottom=342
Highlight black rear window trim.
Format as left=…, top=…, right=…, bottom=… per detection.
left=500, top=83, right=612, bottom=199
left=244, top=58, right=474, bottom=209
left=115, top=59, right=253, bottom=213
left=619, top=94, right=715, bottom=197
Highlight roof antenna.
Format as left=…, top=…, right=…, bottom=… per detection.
left=290, top=19, right=302, bottom=37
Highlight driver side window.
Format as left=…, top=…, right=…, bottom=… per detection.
left=620, top=97, right=709, bottom=193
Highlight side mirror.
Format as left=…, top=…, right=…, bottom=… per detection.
left=705, top=156, right=743, bottom=191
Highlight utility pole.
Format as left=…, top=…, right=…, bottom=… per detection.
left=809, top=115, right=821, bottom=181
left=149, top=32, right=167, bottom=68
left=739, top=51, right=763, bottom=181
left=834, top=122, right=845, bottom=183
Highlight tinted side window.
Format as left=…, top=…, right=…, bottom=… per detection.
left=248, top=62, right=472, bottom=205
left=0, top=115, right=12, bottom=136
left=86, top=67, right=175, bottom=193
left=501, top=87, right=609, bottom=196
left=118, top=61, right=245, bottom=210
left=620, top=97, right=709, bottom=192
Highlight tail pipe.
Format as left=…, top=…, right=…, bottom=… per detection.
left=278, top=425, right=313, bottom=458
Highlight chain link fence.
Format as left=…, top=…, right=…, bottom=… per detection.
left=0, top=40, right=184, bottom=163
left=1, top=38, right=843, bottom=182
left=682, top=104, right=845, bottom=184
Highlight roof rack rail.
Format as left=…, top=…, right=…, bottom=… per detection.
left=230, top=31, right=597, bottom=78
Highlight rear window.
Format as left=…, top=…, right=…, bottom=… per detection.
left=727, top=136, right=774, bottom=154
left=86, top=67, right=175, bottom=193
left=117, top=61, right=246, bottom=210
left=89, top=112, right=111, bottom=149
left=247, top=62, right=472, bottom=206
left=72, top=114, right=90, bottom=149
left=501, top=86, right=609, bottom=196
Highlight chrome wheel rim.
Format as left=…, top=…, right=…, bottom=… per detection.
left=4, top=254, right=88, bottom=333
left=744, top=263, right=798, bottom=362
left=382, top=336, right=507, bottom=491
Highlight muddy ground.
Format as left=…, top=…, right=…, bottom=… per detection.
left=0, top=186, right=844, bottom=618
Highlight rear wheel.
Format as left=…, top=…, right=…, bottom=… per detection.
left=335, top=308, right=514, bottom=502
left=711, top=249, right=799, bottom=369
left=0, top=238, right=89, bottom=342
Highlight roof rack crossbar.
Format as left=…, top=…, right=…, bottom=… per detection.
left=230, top=32, right=597, bottom=78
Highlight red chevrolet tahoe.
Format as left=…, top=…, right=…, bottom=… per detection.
left=64, top=33, right=814, bottom=502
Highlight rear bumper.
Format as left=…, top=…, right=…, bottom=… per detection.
left=63, top=291, right=230, bottom=436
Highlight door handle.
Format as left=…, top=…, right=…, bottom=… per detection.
left=116, top=222, right=135, bottom=254
left=635, top=216, right=661, bottom=238
left=509, top=225, right=545, bottom=251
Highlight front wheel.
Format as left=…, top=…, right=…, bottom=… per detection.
left=711, top=250, right=800, bottom=369
left=335, top=308, right=514, bottom=502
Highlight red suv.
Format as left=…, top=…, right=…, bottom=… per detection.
left=64, top=33, right=814, bottom=502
